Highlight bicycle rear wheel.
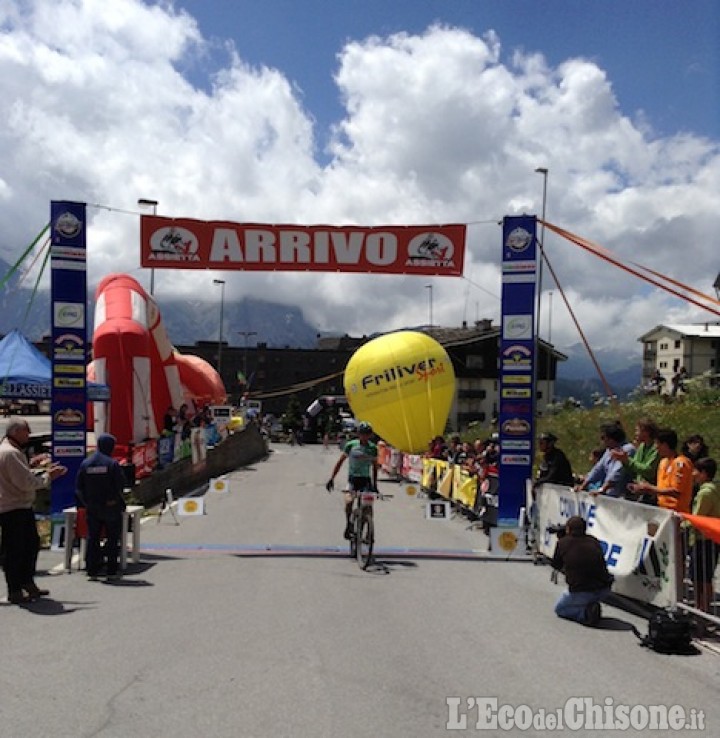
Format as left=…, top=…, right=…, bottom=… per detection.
left=356, top=511, right=374, bottom=569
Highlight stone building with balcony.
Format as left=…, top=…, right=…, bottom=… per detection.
left=639, top=323, right=720, bottom=387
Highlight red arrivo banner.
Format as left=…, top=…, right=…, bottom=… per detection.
left=140, top=216, right=465, bottom=276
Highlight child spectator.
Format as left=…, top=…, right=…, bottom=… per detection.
left=687, top=458, right=720, bottom=612
left=682, top=434, right=709, bottom=465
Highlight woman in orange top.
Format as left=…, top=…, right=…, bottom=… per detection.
left=628, top=428, right=693, bottom=513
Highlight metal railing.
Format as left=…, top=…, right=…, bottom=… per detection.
left=677, top=529, right=720, bottom=631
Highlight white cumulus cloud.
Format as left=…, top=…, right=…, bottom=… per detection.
left=0, top=1, right=718, bottom=359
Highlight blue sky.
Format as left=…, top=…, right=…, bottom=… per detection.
left=0, top=0, right=718, bottom=355
left=178, top=0, right=720, bottom=146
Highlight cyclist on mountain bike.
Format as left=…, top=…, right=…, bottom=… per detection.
left=326, top=421, right=379, bottom=539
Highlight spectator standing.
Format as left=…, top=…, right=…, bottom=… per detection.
left=629, top=428, right=694, bottom=513
left=683, top=434, right=710, bottom=504
left=428, top=436, right=447, bottom=460
left=162, top=406, right=176, bottom=434
left=447, top=435, right=464, bottom=464
left=0, top=419, right=67, bottom=603
left=671, top=367, right=689, bottom=397
left=650, top=369, right=666, bottom=394
left=175, top=404, right=189, bottom=433
left=76, top=433, right=127, bottom=581
left=482, top=434, right=500, bottom=466
left=576, top=422, right=635, bottom=498
left=460, top=444, right=477, bottom=474
left=534, top=432, right=574, bottom=488
left=611, top=418, right=660, bottom=504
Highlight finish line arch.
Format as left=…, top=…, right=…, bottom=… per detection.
left=49, top=202, right=535, bottom=526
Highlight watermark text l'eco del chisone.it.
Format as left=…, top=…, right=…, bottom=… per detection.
left=446, top=697, right=705, bottom=732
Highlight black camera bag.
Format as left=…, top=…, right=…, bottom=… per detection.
left=641, top=609, right=694, bottom=654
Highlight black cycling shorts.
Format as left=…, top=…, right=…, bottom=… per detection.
left=347, top=475, right=373, bottom=493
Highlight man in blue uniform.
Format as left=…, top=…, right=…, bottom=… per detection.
left=326, top=421, right=379, bottom=539
left=76, top=433, right=127, bottom=581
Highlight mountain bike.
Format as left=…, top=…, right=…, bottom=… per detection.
left=347, top=488, right=392, bottom=570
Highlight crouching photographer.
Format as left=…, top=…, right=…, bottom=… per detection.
left=551, top=516, right=613, bottom=627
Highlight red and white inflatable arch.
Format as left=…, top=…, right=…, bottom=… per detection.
left=90, top=274, right=226, bottom=445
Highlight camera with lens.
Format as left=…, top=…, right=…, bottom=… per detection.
left=546, top=522, right=567, bottom=539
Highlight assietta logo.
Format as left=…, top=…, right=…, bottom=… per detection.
left=149, top=227, right=201, bottom=262
left=405, top=233, right=455, bottom=268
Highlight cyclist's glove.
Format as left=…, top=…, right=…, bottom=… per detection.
left=325, top=480, right=334, bottom=493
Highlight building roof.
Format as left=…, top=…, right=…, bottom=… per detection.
left=639, top=323, right=720, bottom=341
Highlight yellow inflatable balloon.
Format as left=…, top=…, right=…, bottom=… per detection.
left=344, top=331, right=455, bottom=453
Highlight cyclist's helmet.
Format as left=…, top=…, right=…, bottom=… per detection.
left=357, top=421, right=373, bottom=435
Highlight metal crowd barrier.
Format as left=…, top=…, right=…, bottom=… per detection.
left=678, top=530, right=720, bottom=629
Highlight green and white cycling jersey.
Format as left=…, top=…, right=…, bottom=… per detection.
left=343, top=438, right=378, bottom=477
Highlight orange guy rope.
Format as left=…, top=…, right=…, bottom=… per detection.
left=541, top=221, right=720, bottom=317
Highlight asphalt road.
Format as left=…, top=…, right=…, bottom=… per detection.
left=3, top=442, right=719, bottom=737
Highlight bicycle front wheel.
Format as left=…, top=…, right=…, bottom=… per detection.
left=356, top=511, right=374, bottom=569
left=349, top=526, right=357, bottom=558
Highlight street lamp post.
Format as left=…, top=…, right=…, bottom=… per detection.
left=237, top=331, right=258, bottom=388
left=137, top=198, right=158, bottom=295
left=425, top=283, right=433, bottom=327
left=548, top=290, right=554, bottom=344
left=213, top=279, right=226, bottom=378
left=548, top=290, right=554, bottom=405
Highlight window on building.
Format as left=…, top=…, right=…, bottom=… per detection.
left=659, top=342, right=669, bottom=350
left=674, top=340, right=681, bottom=349
left=673, top=359, right=680, bottom=371
left=660, top=361, right=667, bottom=368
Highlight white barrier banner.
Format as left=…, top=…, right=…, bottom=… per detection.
left=535, top=484, right=678, bottom=608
